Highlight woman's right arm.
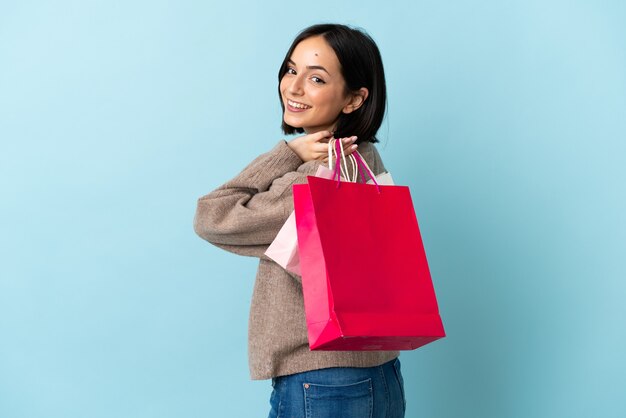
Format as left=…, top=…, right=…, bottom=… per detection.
left=193, top=132, right=358, bottom=258
left=193, top=140, right=311, bottom=258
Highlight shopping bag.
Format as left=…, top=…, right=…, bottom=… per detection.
left=265, top=143, right=393, bottom=275
left=264, top=165, right=334, bottom=275
left=292, top=143, right=445, bottom=350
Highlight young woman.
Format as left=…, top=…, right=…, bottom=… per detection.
left=194, top=24, right=406, bottom=418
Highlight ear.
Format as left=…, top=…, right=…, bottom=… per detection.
left=342, top=87, right=369, bottom=114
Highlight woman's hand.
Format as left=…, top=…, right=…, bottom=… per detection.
left=287, top=130, right=358, bottom=163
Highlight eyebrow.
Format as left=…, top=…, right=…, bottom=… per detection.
left=287, top=59, right=331, bottom=75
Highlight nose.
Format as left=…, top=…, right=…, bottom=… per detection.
left=287, top=74, right=304, bottom=96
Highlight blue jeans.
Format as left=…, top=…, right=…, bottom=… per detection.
left=268, top=358, right=406, bottom=418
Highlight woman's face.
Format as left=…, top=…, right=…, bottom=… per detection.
left=280, top=36, right=354, bottom=134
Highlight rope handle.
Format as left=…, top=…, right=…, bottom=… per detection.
left=330, top=138, right=381, bottom=193
left=328, top=139, right=357, bottom=181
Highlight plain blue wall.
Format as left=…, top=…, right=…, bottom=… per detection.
left=1, top=1, right=625, bottom=417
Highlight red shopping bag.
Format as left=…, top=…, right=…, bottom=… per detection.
left=293, top=148, right=445, bottom=351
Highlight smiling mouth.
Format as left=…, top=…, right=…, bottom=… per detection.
left=287, top=99, right=312, bottom=110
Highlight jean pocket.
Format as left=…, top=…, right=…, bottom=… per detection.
left=303, top=378, right=373, bottom=418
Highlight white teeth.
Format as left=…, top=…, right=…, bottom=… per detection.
left=288, top=100, right=311, bottom=109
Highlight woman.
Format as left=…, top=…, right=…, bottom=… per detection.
left=194, top=24, right=406, bottom=418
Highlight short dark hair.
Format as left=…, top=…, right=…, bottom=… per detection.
left=278, top=24, right=387, bottom=144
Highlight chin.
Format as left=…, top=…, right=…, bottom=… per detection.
left=284, top=116, right=303, bottom=130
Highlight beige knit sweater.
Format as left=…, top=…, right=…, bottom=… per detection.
left=193, top=139, right=399, bottom=380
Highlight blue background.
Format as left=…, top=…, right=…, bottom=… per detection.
left=1, top=1, right=625, bottom=417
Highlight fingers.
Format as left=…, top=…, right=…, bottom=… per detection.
left=336, top=136, right=358, bottom=155
left=343, top=143, right=358, bottom=156
left=304, top=133, right=359, bottom=163
left=322, top=136, right=357, bottom=155
left=311, top=141, right=331, bottom=156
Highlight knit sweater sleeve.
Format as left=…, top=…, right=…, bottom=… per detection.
left=193, top=140, right=321, bottom=258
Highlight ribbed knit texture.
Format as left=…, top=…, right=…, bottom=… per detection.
left=194, top=140, right=399, bottom=380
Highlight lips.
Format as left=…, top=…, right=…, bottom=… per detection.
left=287, top=99, right=312, bottom=111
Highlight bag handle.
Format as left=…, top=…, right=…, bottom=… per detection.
left=329, top=138, right=355, bottom=183
left=331, top=138, right=381, bottom=193
left=328, top=139, right=358, bottom=182
left=353, top=151, right=380, bottom=191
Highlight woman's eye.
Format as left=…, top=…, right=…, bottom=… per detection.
left=311, top=76, right=325, bottom=84
left=286, top=67, right=297, bottom=75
